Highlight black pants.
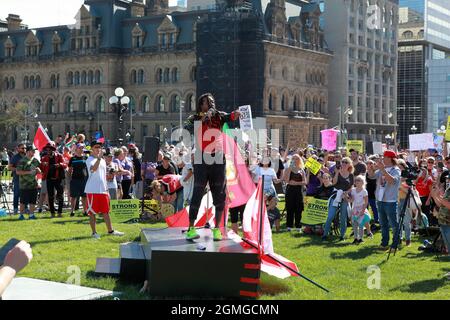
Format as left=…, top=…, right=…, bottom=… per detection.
left=189, top=161, right=226, bottom=227
left=230, top=204, right=246, bottom=224
left=47, top=179, right=64, bottom=214
left=121, top=179, right=132, bottom=199
left=285, top=185, right=304, bottom=228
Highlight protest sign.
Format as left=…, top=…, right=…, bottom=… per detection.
left=409, top=133, right=434, bottom=151
left=372, top=142, right=383, bottom=155
left=238, top=105, right=253, bottom=131
left=321, top=129, right=338, bottom=151
left=445, top=116, right=450, bottom=141
left=110, top=199, right=140, bottom=216
left=305, top=157, right=322, bottom=175
left=301, top=197, right=329, bottom=225
left=346, top=140, right=364, bottom=153
left=433, top=134, right=444, bottom=153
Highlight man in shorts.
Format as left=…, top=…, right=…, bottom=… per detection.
left=68, top=143, right=88, bottom=217
left=16, top=146, right=41, bottom=220
left=85, top=141, right=124, bottom=239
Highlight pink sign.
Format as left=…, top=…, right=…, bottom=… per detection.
left=321, top=129, right=339, bottom=151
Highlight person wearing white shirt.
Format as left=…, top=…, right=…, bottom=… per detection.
left=84, top=141, right=124, bottom=239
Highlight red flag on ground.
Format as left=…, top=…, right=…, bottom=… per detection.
left=222, top=129, right=256, bottom=208
left=33, top=122, right=51, bottom=152
left=237, top=178, right=300, bottom=279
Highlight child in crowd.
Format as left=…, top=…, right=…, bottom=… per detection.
left=266, top=193, right=281, bottom=232
left=347, top=175, right=372, bottom=244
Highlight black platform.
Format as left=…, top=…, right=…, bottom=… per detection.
left=95, top=228, right=261, bottom=298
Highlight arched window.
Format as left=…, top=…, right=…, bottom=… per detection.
left=129, top=96, right=136, bottom=113
left=187, top=94, right=195, bottom=111
left=164, top=68, right=170, bottom=83
left=65, top=96, right=74, bottom=113
left=4, top=77, right=9, bottom=90
left=141, top=95, right=150, bottom=112
left=88, top=70, right=94, bottom=85
left=172, top=68, right=179, bottom=83
left=30, top=76, right=35, bottom=89
left=79, top=96, right=88, bottom=112
left=95, top=70, right=101, bottom=84
left=35, top=99, right=42, bottom=114
left=68, top=72, right=73, bottom=85
left=156, top=95, right=165, bottom=112
left=47, top=98, right=55, bottom=114
left=305, top=97, right=311, bottom=111
left=268, top=94, right=273, bottom=111
left=293, top=96, right=298, bottom=111
left=24, top=76, right=29, bottom=89
left=10, top=77, right=15, bottom=89
left=402, top=31, right=413, bottom=39
left=130, top=70, right=137, bottom=84
left=96, top=96, right=105, bottom=112
left=50, top=74, right=56, bottom=88
left=74, top=72, right=80, bottom=85
left=156, top=68, right=163, bottom=83
left=281, top=94, right=286, bottom=111
left=170, top=95, right=180, bottom=112
left=81, top=71, right=87, bottom=85
left=138, top=69, right=145, bottom=84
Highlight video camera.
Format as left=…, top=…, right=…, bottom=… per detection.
left=401, top=164, right=420, bottom=186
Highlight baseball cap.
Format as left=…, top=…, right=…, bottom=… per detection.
left=383, top=150, right=397, bottom=159
left=25, top=145, right=36, bottom=152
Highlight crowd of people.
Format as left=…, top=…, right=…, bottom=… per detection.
left=3, top=135, right=450, bottom=256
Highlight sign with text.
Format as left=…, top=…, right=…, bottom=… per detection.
left=238, top=105, right=253, bottom=131
left=110, top=199, right=140, bottom=216
left=346, top=140, right=364, bottom=153
left=409, top=133, right=434, bottom=151
left=305, top=157, right=322, bottom=175
left=301, top=197, right=329, bottom=225
left=321, top=129, right=338, bottom=151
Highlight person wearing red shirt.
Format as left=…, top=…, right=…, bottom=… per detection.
left=40, top=142, right=67, bottom=218
left=184, top=93, right=240, bottom=241
left=415, top=167, right=434, bottom=225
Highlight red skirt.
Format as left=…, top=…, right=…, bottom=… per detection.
left=86, top=193, right=110, bottom=215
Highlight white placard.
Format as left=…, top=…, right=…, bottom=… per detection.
left=239, top=105, right=253, bottom=131
left=372, top=142, right=383, bottom=155
left=409, top=133, right=434, bottom=151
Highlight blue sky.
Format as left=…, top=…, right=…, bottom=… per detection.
left=0, top=0, right=178, bottom=28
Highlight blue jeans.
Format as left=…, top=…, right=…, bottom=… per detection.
left=440, top=224, right=450, bottom=253
left=368, top=198, right=379, bottom=222
left=323, top=200, right=349, bottom=238
left=174, top=189, right=184, bottom=213
left=377, top=201, right=399, bottom=247
left=13, top=178, right=20, bottom=211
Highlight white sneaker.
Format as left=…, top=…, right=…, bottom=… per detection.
left=108, top=230, right=124, bottom=236
left=92, top=233, right=101, bottom=240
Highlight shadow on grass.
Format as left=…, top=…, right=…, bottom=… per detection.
left=29, top=235, right=93, bottom=247
left=329, top=245, right=380, bottom=260
left=259, top=277, right=291, bottom=296
left=294, top=236, right=354, bottom=249
left=390, top=277, right=448, bottom=293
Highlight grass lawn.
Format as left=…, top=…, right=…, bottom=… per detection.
left=0, top=203, right=449, bottom=300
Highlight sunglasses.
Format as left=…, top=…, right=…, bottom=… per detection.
left=342, top=161, right=350, bottom=164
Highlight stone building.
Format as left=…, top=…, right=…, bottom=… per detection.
left=0, top=0, right=331, bottom=149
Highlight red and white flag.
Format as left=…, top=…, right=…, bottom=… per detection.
left=238, top=178, right=300, bottom=279
left=222, top=131, right=256, bottom=208
left=33, top=122, right=51, bottom=152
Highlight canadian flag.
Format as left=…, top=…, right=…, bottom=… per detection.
left=239, top=178, right=300, bottom=279
left=165, top=191, right=228, bottom=228
left=33, top=122, right=51, bottom=152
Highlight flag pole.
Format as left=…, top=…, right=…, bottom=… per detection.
left=241, top=238, right=330, bottom=293
left=259, top=176, right=264, bottom=248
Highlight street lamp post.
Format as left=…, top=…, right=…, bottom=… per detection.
left=411, top=125, right=418, bottom=134
left=338, top=106, right=353, bottom=148
left=22, top=105, right=38, bottom=144
left=109, top=87, right=130, bottom=145
left=437, top=125, right=446, bottom=135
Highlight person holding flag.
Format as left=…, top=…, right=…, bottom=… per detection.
left=184, top=93, right=240, bottom=241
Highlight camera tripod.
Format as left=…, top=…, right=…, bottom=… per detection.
left=387, top=184, right=421, bottom=260
left=0, top=177, right=11, bottom=216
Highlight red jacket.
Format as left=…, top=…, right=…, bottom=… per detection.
left=40, top=153, right=67, bottom=180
